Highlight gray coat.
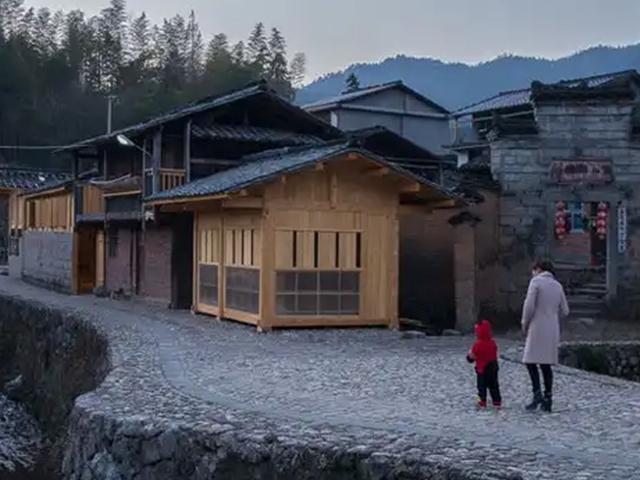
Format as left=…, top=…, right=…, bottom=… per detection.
left=521, top=272, right=570, bottom=365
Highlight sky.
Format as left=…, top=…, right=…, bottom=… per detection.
left=29, top=0, right=640, bottom=81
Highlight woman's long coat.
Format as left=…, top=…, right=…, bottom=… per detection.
left=521, top=271, right=570, bottom=365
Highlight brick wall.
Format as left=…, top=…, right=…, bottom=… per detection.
left=399, top=210, right=455, bottom=329
left=140, top=226, right=172, bottom=304
left=105, top=227, right=138, bottom=295
left=22, top=231, right=73, bottom=292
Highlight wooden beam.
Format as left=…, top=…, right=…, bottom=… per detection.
left=152, top=128, right=162, bottom=194
left=222, top=197, right=263, bottom=209
left=430, top=199, right=458, bottom=209
left=366, top=167, right=390, bottom=177
left=184, top=119, right=192, bottom=182
left=315, top=162, right=325, bottom=171
left=280, top=175, right=287, bottom=185
left=147, top=193, right=228, bottom=207
left=401, top=182, right=421, bottom=193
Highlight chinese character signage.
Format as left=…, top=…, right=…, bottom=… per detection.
left=618, top=203, right=627, bottom=254
left=549, top=160, right=613, bottom=184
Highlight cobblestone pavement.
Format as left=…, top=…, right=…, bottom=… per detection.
left=2, top=277, right=640, bottom=479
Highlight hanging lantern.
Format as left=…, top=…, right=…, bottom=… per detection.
left=596, top=202, right=608, bottom=240
left=555, top=201, right=567, bottom=239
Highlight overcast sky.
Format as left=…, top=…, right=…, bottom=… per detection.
left=30, top=0, right=640, bottom=81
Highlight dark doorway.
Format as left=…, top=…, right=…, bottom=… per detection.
left=171, top=213, right=194, bottom=309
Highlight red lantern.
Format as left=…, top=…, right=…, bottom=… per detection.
left=555, top=201, right=567, bottom=239
left=596, top=202, right=608, bottom=240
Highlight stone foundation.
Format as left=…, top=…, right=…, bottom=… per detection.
left=559, top=342, right=640, bottom=382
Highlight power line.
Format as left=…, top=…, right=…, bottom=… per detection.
left=0, top=145, right=70, bottom=150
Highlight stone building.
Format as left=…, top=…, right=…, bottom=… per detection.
left=450, top=70, right=640, bottom=319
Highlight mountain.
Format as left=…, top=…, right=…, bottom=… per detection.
left=297, top=44, right=640, bottom=111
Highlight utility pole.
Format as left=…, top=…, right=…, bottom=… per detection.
left=107, top=95, right=118, bottom=134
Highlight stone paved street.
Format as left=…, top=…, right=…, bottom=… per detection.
left=2, top=277, right=640, bottom=479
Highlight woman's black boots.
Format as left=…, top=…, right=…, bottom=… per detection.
left=526, top=391, right=544, bottom=411
left=541, top=392, right=552, bottom=412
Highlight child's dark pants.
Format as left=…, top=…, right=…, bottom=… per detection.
left=477, top=361, right=501, bottom=404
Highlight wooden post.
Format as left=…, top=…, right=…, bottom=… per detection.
left=184, top=119, right=192, bottom=182
left=152, top=128, right=162, bottom=194
left=258, top=208, right=274, bottom=332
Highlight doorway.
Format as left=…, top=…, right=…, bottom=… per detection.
left=76, top=227, right=105, bottom=294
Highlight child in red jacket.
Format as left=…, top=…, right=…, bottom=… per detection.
left=467, top=319, right=502, bottom=409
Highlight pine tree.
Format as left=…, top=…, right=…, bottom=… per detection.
left=0, top=0, right=25, bottom=40
left=345, top=72, right=360, bottom=92
left=231, top=40, right=245, bottom=65
left=62, top=10, right=88, bottom=82
left=99, top=0, right=127, bottom=92
left=129, top=13, right=150, bottom=61
left=289, top=52, right=306, bottom=89
left=205, top=33, right=230, bottom=65
left=184, top=10, right=203, bottom=83
left=246, top=22, right=269, bottom=76
left=267, top=27, right=291, bottom=98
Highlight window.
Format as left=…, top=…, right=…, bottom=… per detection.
left=225, top=266, right=260, bottom=314
left=199, top=264, right=218, bottom=306
left=276, top=271, right=360, bottom=316
left=567, top=202, right=586, bottom=233
left=108, top=230, right=118, bottom=258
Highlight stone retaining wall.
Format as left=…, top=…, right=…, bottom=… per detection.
left=21, top=231, right=74, bottom=293
left=0, top=290, right=515, bottom=480
left=559, top=342, right=640, bottom=382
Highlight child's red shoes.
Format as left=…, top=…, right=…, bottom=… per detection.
left=477, top=399, right=487, bottom=409
left=493, top=401, right=502, bottom=410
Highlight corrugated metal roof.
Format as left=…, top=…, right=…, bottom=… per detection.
left=454, top=70, right=638, bottom=117
left=146, top=142, right=460, bottom=203
left=0, top=167, right=69, bottom=191
left=191, top=124, right=323, bottom=146
left=303, top=80, right=449, bottom=114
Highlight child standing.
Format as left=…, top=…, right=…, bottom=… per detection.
left=467, top=319, right=502, bottom=409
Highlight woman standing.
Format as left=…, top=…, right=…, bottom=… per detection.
left=521, top=260, right=570, bottom=412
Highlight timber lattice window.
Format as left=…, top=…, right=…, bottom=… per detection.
left=275, top=229, right=361, bottom=316
left=223, top=228, right=260, bottom=314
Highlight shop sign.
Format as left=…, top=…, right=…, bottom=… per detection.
left=549, top=160, right=613, bottom=184
left=618, top=203, right=627, bottom=254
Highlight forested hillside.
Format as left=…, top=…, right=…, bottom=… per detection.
left=0, top=0, right=306, bottom=167
left=298, top=46, right=640, bottom=109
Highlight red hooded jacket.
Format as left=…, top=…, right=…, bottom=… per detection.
left=468, top=320, right=498, bottom=374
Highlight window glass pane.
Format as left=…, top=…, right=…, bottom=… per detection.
left=319, top=294, right=340, bottom=314
left=341, top=294, right=359, bottom=315
left=319, top=271, right=339, bottom=291
left=276, top=295, right=296, bottom=315
left=297, top=272, right=318, bottom=292
left=340, top=272, right=360, bottom=293
left=276, top=272, right=296, bottom=293
left=225, top=267, right=260, bottom=313
left=297, top=294, right=318, bottom=314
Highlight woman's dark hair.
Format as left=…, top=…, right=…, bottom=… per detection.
left=533, top=259, right=555, bottom=276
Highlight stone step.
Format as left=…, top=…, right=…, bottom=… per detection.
left=568, top=295, right=607, bottom=305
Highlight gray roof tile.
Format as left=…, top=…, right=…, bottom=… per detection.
left=0, top=167, right=69, bottom=191
left=454, top=70, right=638, bottom=116
left=191, top=124, right=323, bottom=146
left=146, top=142, right=460, bottom=203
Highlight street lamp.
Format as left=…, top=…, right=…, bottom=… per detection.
left=116, top=134, right=136, bottom=148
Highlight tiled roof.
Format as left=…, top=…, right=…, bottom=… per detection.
left=191, top=124, right=323, bottom=146
left=57, top=81, right=340, bottom=153
left=146, top=142, right=460, bottom=203
left=454, top=70, right=639, bottom=117
left=0, top=166, right=69, bottom=191
left=303, top=80, right=449, bottom=114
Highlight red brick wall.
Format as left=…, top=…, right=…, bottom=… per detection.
left=106, top=227, right=137, bottom=295
left=140, top=226, right=172, bottom=304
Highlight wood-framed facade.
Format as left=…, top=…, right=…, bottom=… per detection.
left=154, top=148, right=460, bottom=330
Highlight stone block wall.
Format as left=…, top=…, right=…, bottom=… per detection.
left=488, top=99, right=640, bottom=315
left=22, top=231, right=73, bottom=292
left=560, top=342, right=640, bottom=382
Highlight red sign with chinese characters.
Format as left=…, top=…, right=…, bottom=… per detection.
left=549, top=160, right=613, bottom=184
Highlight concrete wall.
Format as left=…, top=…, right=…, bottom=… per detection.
left=489, top=99, right=640, bottom=313
left=140, top=226, right=172, bottom=304
left=336, top=110, right=450, bottom=154
left=8, top=237, right=22, bottom=278
left=22, top=231, right=73, bottom=292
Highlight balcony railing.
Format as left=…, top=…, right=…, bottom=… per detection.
left=144, top=168, right=186, bottom=195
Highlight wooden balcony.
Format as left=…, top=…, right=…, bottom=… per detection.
left=76, top=185, right=105, bottom=223
left=145, top=168, right=186, bottom=195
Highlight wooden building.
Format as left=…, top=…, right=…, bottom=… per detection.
left=147, top=142, right=460, bottom=330
left=16, top=81, right=342, bottom=301
left=0, top=167, right=68, bottom=274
